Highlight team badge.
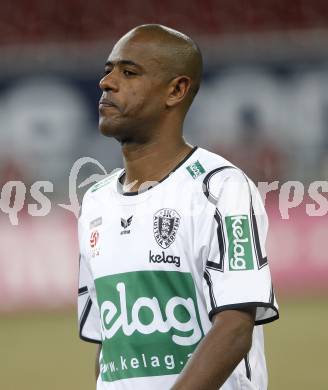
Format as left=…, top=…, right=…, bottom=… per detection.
left=153, top=208, right=180, bottom=249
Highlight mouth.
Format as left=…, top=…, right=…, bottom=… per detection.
left=99, top=99, right=118, bottom=109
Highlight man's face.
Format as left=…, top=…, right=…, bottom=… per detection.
left=99, top=34, right=170, bottom=142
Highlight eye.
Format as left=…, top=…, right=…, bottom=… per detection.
left=123, top=70, right=136, bottom=77
left=102, top=68, right=112, bottom=77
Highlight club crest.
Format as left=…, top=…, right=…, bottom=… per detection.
left=153, top=208, right=180, bottom=249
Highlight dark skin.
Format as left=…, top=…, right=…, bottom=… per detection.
left=95, top=309, right=255, bottom=389
left=171, top=309, right=255, bottom=390
left=96, top=24, right=256, bottom=388
left=99, top=27, right=198, bottom=191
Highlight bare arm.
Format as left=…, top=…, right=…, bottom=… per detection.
left=95, top=344, right=101, bottom=381
left=171, top=308, right=255, bottom=390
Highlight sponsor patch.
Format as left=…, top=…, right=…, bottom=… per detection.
left=149, top=250, right=180, bottom=267
left=90, top=230, right=100, bottom=257
left=186, top=160, right=205, bottom=179
left=225, top=215, right=254, bottom=271
left=153, top=209, right=180, bottom=249
left=95, top=271, right=203, bottom=382
left=90, top=230, right=99, bottom=248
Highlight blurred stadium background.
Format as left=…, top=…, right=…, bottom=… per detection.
left=1, top=1, right=327, bottom=389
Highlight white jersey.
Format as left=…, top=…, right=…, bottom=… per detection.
left=78, top=146, right=279, bottom=390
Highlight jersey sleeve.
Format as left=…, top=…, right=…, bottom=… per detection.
left=78, top=213, right=102, bottom=344
left=202, top=168, right=279, bottom=325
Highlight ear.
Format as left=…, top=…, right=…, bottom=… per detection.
left=166, top=76, right=192, bottom=108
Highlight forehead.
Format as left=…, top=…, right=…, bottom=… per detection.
left=107, top=34, right=165, bottom=69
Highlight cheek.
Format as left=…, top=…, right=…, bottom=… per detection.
left=124, top=89, right=147, bottom=114
left=123, top=82, right=163, bottom=116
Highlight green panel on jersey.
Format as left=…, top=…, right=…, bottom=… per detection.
left=186, top=160, right=205, bottom=179
left=225, top=215, right=254, bottom=271
left=95, top=271, right=204, bottom=382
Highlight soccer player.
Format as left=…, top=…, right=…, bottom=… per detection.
left=78, top=24, right=279, bottom=390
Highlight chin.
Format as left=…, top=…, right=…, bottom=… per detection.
left=99, top=117, right=120, bottom=138
left=99, top=118, right=132, bottom=143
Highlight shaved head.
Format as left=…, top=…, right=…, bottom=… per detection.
left=116, top=24, right=203, bottom=107
left=99, top=24, right=203, bottom=141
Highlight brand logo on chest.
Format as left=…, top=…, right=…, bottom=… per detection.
left=121, top=216, right=133, bottom=235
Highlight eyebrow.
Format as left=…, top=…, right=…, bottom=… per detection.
left=105, top=60, right=143, bottom=70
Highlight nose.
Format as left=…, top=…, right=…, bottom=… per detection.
left=99, top=71, right=119, bottom=92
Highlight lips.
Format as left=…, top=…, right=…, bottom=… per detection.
left=99, top=99, right=118, bottom=108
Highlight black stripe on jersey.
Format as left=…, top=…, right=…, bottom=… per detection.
left=78, top=257, right=101, bottom=344
left=239, top=172, right=269, bottom=270
left=202, top=166, right=236, bottom=206
left=203, top=167, right=268, bottom=270
left=250, top=204, right=268, bottom=269
left=203, top=269, right=217, bottom=311
left=80, top=334, right=102, bottom=344
left=79, top=297, right=101, bottom=344
left=269, top=284, right=275, bottom=306
left=244, top=354, right=252, bottom=381
left=206, top=209, right=225, bottom=272
left=78, top=286, right=88, bottom=296
left=208, top=302, right=279, bottom=325
left=79, top=296, right=92, bottom=332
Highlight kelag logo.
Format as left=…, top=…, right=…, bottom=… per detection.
left=95, top=271, right=204, bottom=382
left=225, top=215, right=254, bottom=271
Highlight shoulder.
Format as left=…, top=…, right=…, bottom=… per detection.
left=80, top=168, right=122, bottom=215
left=196, top=149, right=266, bottom=217
left=88, top=168, right=122, bottom=195
left=196, top=147, right=234, bottom=168
left=195, top=148, right=251, bottom=202
left=196, top=147, right=244, bottom=179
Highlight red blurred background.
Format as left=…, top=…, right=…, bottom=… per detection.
left=0, top=0, right=327, bottom=312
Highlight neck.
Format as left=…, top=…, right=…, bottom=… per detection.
left=120, top=134, right=193, bottom=193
